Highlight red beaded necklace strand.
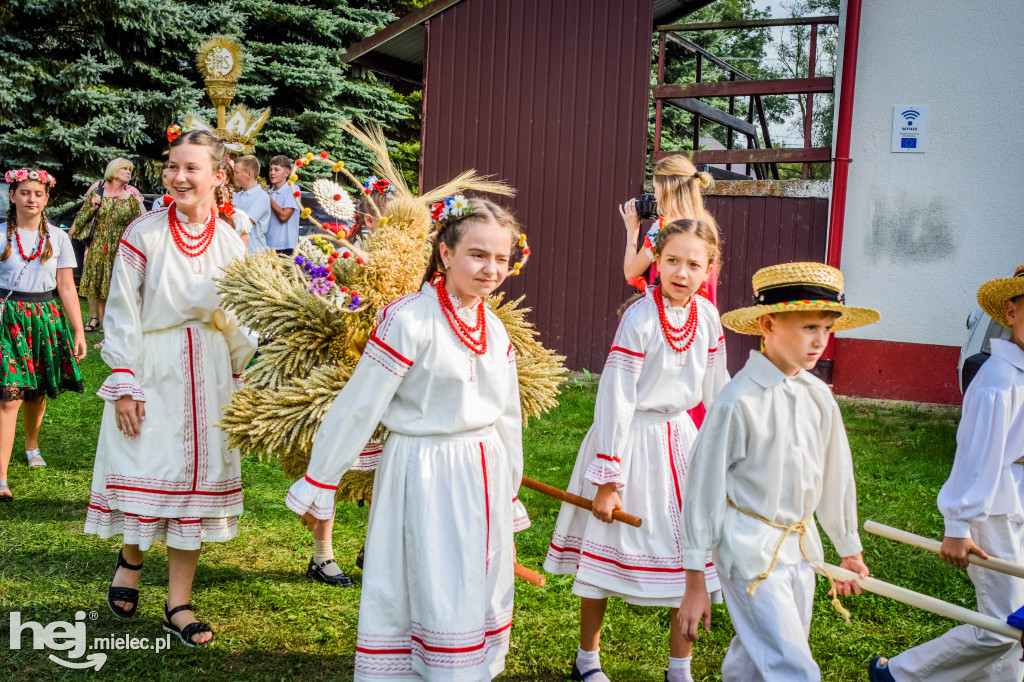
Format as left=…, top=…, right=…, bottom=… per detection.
left=436, top=276, right=487, bottom=355
left=167, top=201, right=217, bottom=258
left=655, top=286, right=699, bottom=352
left=15, top=229, right=45, bottom=262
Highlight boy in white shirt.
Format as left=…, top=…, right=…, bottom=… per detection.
left=232, top=155, right=271, bottom=253
left=870, top=264, right=1024, bottom=682
left=678, top=262, right=879, bottom=681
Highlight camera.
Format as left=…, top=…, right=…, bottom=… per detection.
left=634, top=193, right=658, bottom=220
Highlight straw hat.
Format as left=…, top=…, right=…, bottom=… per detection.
left=721, top=262, right=880, bottom=335
left=978, top=264, right=1024, bottom=328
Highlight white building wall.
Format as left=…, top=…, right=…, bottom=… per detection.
left=833, top=0, right=1024, bottom=347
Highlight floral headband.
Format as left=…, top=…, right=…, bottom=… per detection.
left=429, top=194, right=530, bottom=276
left=364, top=175, right=395, bottom=199
left=643, top=216, right=667, bottom=252
left=5, top=169, right=56, bottom=187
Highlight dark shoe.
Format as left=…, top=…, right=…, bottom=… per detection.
left=355, top=544, right=365, bottom=570
left=107, top=549, right=143, bottom=619
left=83, top=317, right=101, bottom=332
left=868, top=657, right=896, bottom=682
left=571, top=662, right=612, bottom=681
left=307, top=557, right=354, bottom=587
left=162, top=603, right=213, bottom=648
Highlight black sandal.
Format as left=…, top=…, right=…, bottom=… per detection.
left=107, top=549, right=143, bottom=619
left=355, top=544, right=365, bottom=570
left=162, top=603, right=214, bottom=648
left=83, top=317, right=102, bottom=332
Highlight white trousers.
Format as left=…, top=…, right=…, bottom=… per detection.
left=888, top=515, right=1024, bottom=682
left=719, top=562, right=820, bottom=682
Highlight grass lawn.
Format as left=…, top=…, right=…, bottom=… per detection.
left=1, top=311, right=971, bottom=680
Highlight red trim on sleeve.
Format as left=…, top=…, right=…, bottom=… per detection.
left=609, top=345, right=644, bottom=358
left=118, top=240, right=146, bottom=262
left=304, top=474, right=338, bottom=491
left=596, top=454, right=621, bottom=463
left=111, top=368, right=134, bottom=376
left=369, top=332, right=413, bottom=367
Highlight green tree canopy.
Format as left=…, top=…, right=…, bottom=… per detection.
left=0, top=0, right=413, bottom=203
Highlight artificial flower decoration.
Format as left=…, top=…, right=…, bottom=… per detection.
left=167, top=124, right=182, bottom=143
left=5, top=169, right=56, bottom=187
left=363, top=175, right=395, bottom=199
left=429, top=194, right=472, bottom=226
left=643, top=216, right=667, bottom=252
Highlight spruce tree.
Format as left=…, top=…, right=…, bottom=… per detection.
left=0, top=0, right=412, bottom=202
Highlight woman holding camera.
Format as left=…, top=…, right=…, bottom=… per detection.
left=70, top=157, right=146, bottom=333
left=619, top=155, right=720, bottom=303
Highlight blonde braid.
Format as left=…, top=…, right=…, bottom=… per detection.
left=40, top=211, right=53, bottom=262
left=1, top=209, right=14, bottom=262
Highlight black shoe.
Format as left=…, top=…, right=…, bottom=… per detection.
left=355, top=545, right=365, bottom=570
left=162, top=603, right=213, bottom=648
left=868, top=657, right=896, bottom=682
left=107, top=549, right=143, bottom=619
left=571, top=662, right=611, bottom=681
left=307, top=557, right=354, bottom=587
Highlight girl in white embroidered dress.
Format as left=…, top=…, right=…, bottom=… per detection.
left=287, top=198, right=528, bottom=681
left=84, top=131, right=255, bottom=647
left=543, top=220, right=729, bottom=682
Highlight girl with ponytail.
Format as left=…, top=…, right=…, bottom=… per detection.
left=0, top=169, right=86, bottom=502
left=84, top=129, right=257, bottom=647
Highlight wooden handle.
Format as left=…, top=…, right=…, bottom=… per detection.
left=514, top=563, right=546, bottom=587
left=865, top=520, right=1024, bottom=580
left=520, top=477, right=643, bottom=528
left=817, top=562, right=1022, bottom=639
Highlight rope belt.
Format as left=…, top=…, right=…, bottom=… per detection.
left=727, top=498, right=851, bottom=621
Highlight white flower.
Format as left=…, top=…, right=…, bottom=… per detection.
left=449, top=194, right=468, bottom=217
left=28, top=171, right=38, bottom=180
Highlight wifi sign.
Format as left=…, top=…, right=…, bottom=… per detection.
left=892, top=105, right=928, bottom=153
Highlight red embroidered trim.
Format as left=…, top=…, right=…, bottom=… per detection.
left=368, top=333, right=413, bottom=366
left=667, top=422, right=682, bottom=511
left=118, top=239, right=147, bottom=262
left=609, top=345, right=644, bottom=358
left=596, top=454, right=621, bottom=463
left=480, top=442, right=490, bottom=571
left=112, top=368, right=134, bottom=375
left=304, top=473, right=338, bottom=490
left=105, top=484, right=242, bottom=496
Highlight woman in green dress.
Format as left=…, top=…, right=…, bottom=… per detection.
left=70, top=157, right=146, bottom=332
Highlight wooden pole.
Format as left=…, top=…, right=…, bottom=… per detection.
left=514, top=563, right=546, bottom=587
left=520, top=477, right=643, bottom=528
left=865, top=520, right=1024, bottom=580
left=817, top=563, right=1022, bottom=640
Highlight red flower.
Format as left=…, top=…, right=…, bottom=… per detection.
left=7, top=363, right=14, bottom=373
left=26, top=359, right=34, bottom=373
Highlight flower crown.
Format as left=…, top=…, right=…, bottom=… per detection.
left=363, top=175, right=394, bottom=199
left=430, top=194, right=472, bottom=225
left=4, top=169, right=56, bottom=187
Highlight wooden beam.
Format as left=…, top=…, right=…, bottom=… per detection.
left=654, top=77, right=833, bottom=99
left=665, top=32, right=753, bottom=80
left=662, top=97, right=757, bottom=137
left=352, top=53, right=423, bottom=85
left=341, top=0, right=462, bottom=64
left=660, top=16, right=839, bottom=31
left=652, top=147, right=832, bottom=165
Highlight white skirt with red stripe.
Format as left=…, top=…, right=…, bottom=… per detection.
left=84, top=322, right=243, bottom=551
left=353, top=428, right=514, bottom=682
left=543, top=410, right=719, bottom=605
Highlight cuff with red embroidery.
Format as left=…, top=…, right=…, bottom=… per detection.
left=585, top=454, right=626, bottom=489
left=232, top=373, right=245, bottom=392
left=512, top=497, right=531, bottom=533
left=284, top=473, right=338, bottom=520
left=96, top=369, right=145, bottom=403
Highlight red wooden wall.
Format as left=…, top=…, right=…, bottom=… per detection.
left=707, top=195, right=830, bottom=376
left=419, top=0, right=655, bottom=371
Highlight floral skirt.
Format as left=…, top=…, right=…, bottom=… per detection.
left=0, top=296, right=83, bottom=402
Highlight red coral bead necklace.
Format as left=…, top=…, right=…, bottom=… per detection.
left=436, top=276, right=487, bottom=355
left=167, top=201, right=217, bottom=258
left=15, top=229, right=45, bottom=262
left=655, top=286, right=699, bottom=352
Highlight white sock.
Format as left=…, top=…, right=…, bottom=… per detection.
left=576, top=646, right=601, bottom=673
left=666, top=656, right=693, bottom=682
left=313, top=540, right=341, bottom=576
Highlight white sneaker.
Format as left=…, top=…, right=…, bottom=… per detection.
left=26, top=449, right=46, bottom=469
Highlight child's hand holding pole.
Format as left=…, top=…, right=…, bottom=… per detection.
left=591, top=483, right=622, bottom=523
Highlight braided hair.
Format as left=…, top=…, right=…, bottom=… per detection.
left=422, top=197, right=521, bottom=285
left=3, top=169, right=54, bottom=262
